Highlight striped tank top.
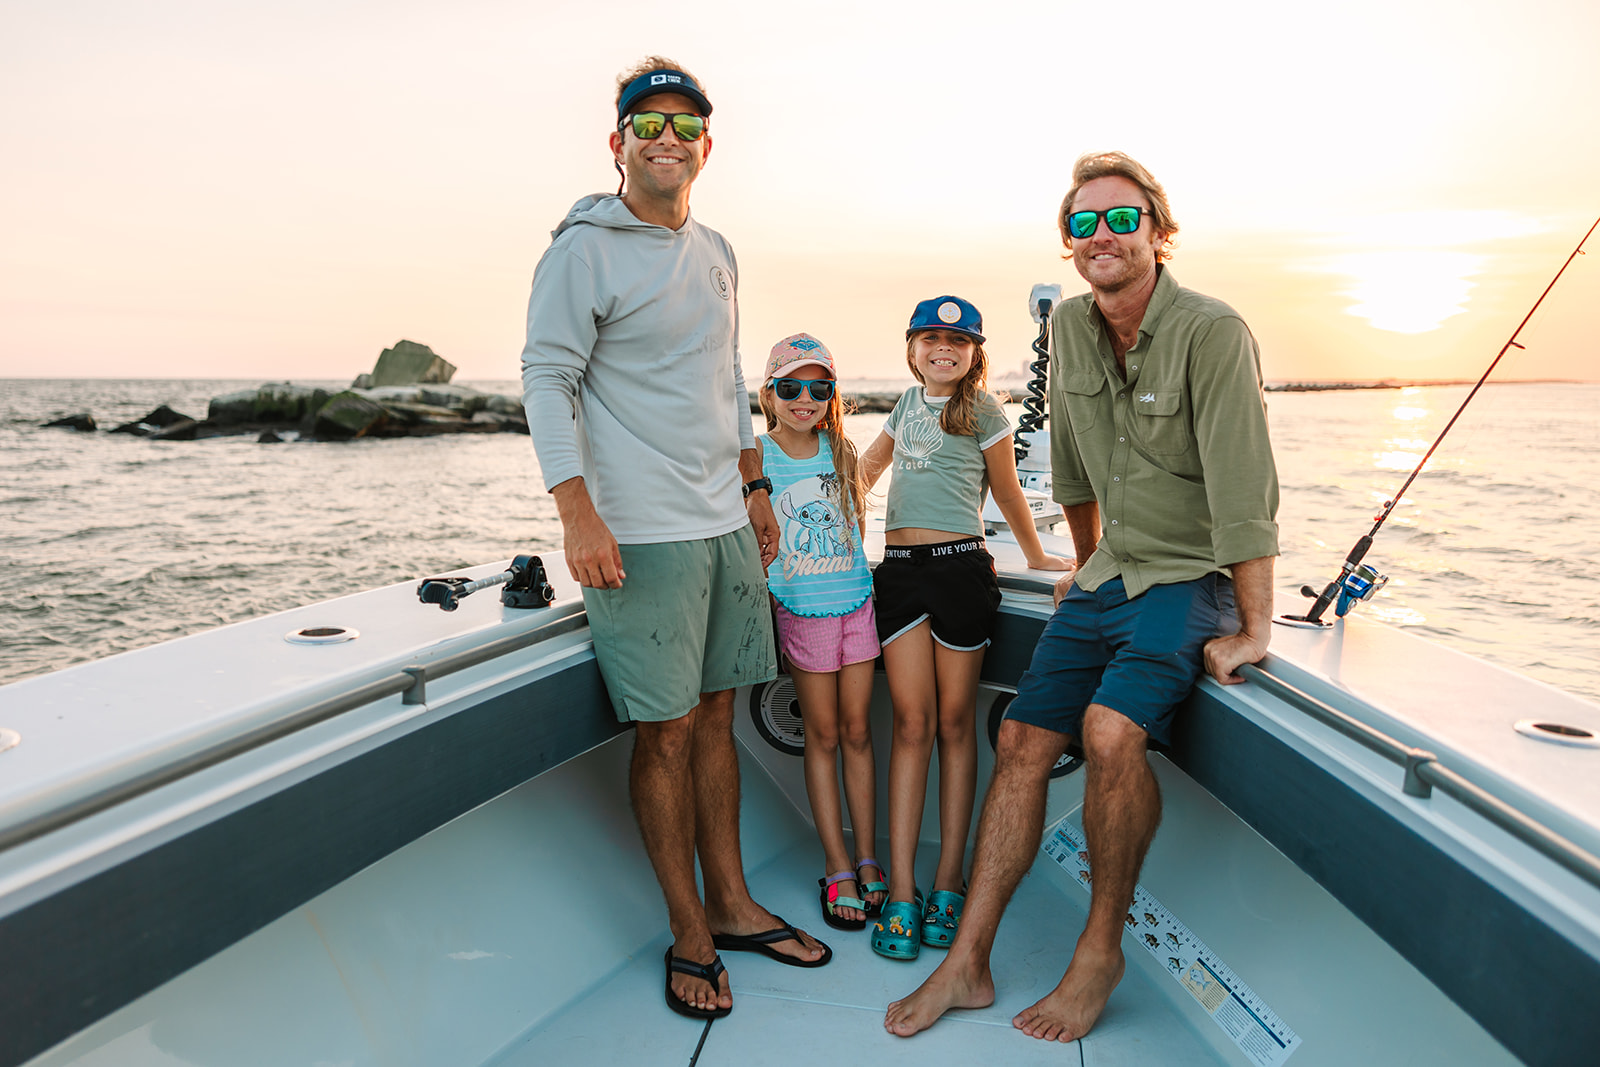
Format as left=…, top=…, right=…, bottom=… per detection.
left=761, top=433, right=873, bottom=618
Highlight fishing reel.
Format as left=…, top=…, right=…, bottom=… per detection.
left=1332, top=563, right=1388, bottom=617
left=1279, top=559, right=1389, bottom=629
left=417, top=554, right=555, bottom=611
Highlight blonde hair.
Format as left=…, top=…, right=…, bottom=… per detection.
left=759, top=382, right=869, bottom=530
left=905, top=333, right=999, bottom=438
left=1059, top=151, right=1179, bottom=262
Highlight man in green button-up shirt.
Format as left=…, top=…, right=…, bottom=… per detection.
left=886, top=152, right=1279, bottom=1045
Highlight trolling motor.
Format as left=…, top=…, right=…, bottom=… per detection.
left=984, top=284, right=1065, bottom=534
left=1280, top=215, right=1596, bottom=630
left=417, top=554, right=555, bottom=611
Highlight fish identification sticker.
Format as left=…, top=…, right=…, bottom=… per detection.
left=1042, top=817, right=1302, bottom=1066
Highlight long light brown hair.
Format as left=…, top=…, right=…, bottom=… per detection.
left=759, top=383, right=869, bottom=530
left=905, top=333, right=1001, bottom=438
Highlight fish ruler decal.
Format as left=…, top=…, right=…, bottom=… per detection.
left=1042, top=817, right=1302, bottom=1066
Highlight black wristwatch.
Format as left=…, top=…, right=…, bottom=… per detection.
left=742, top=476, right=773, bottom=499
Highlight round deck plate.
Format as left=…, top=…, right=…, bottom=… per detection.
left=1513, top=718, right=1599, bottom=748
left=284, top=626, right=360, bottom=645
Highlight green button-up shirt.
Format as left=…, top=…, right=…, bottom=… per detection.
left=1050, top=267, right=1279, bottom=599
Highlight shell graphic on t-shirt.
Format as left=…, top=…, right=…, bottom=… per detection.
left=897, top=402, right=945, bottom=465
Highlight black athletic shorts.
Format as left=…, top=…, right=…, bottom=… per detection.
left=872, top=537, right=1002, bottom=651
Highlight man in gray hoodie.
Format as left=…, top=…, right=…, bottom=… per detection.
left=520, top=58, right=830, bottom=1021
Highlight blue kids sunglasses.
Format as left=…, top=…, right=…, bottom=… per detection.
left=772, top=378, right=836, bottom=402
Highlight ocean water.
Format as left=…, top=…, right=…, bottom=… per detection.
left=2, top=378, right=1596, bottom=702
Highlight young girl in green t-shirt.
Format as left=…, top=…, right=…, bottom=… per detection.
left=860, top=295, right=1070, bottom=961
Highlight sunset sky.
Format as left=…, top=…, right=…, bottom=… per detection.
left=3, top=0, right=1597, bottom=385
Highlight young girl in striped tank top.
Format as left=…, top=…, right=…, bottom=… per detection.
left=758, top=333, right=887, bottom=932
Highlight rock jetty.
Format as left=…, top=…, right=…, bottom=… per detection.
left=39, top=341, right=531, bottom=443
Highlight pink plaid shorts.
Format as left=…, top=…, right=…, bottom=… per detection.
left=774, top=599, right=880, bottom=674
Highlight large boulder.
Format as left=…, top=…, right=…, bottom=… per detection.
left=208, top=383, right=331, bottom=425
left=471, top=410, right=528, bottom=433
left=111, top=404, right=195, bottom=435
left=149, top=419, right=200, bottom=441
left=43, top=413, right=96, bottom=431
left=483, top=393, right=524, bottom=417
left=363, top=383, right=489, bottom=417
left=313, top=391, right=390, bottom=439
left=368, top=340, right=456, bottom=387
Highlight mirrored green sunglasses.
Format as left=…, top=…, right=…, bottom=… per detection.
left=620, top=111, right=707, bottom=142
left=1067, top=206, right=1146, bottom=240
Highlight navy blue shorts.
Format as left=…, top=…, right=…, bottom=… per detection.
left=1003, top=574, right=1236, bottom=746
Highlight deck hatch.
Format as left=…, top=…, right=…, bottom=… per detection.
left=1513, top=719, right=1599, bottom=747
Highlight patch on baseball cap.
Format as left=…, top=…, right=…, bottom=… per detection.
left=907, top=295, right=985, bottom=343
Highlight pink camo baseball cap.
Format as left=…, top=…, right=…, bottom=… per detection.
left=765, top=333, right=836, bottom=382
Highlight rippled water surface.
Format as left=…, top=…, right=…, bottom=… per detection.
left=2, top=378, right=1596, bottom=701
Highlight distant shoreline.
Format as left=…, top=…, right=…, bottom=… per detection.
left=1258, top=378, right=1589, bottom=392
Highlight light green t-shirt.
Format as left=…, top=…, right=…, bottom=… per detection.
left=884, top=387, right=1012, bottom=536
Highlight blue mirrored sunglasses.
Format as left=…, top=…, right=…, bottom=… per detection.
left=771, top=378, right=835, bottom=402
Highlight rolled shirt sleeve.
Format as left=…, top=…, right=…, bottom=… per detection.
left=1189, top=317, right=1280, bottom=568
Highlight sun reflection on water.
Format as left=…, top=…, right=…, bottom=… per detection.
left=1374, top=450, right=1426, bottom=471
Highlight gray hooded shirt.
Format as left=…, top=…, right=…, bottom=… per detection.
left=521, top=194, right=756, bottom=544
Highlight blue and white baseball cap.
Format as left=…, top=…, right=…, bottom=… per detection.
left=907, top=295, right=985, bottom=344
left=617, top=69, right=713, bottom=119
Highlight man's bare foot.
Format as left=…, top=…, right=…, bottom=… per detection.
left=1013, top=943, right=1125, bottom=1042
left=669, top=934, right=733, bottom=1013
left=708, top=902, right=828, bottom=964
left=884, top=957, right=996, bottom=1037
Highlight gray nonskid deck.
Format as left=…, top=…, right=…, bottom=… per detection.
left=498, top=840, right=1220, bottom=1066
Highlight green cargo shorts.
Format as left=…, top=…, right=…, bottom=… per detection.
left=581, top=525, right=777, bottom=722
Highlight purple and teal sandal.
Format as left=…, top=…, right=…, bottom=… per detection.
left=819, top=871, right=867, bottom=931
left=871, top=890, right=924, bottom=960
left=921, top=888, right=966, bottom=949
left=854, top=858, right=888, bottom=918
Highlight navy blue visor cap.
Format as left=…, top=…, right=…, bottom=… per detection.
left=617, top=69, right=712, bottom=120
left=907, top=295, right=985, bottom=344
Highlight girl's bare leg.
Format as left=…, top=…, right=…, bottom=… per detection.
left=931, top=643, right=985, bottom=893
left=882, top=622, right=937, bottom=903
left=836, top=658, right=882, bottom=910
left=791, top=664, right=863, bottom=922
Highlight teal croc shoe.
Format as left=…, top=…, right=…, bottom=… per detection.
left=871, top=891, right=923, bottom=960
left=921, top=888, right=966, bottom=949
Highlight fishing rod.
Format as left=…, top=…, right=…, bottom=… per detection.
left=1284, top=215, right=1599, bottom=628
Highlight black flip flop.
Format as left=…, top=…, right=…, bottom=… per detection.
left=712, top=915, right=833, bottom=967
left=664, top=947, right=731, bottom=1020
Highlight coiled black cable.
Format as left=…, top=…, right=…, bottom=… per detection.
left=1013, top=297, right=1053, bottom=465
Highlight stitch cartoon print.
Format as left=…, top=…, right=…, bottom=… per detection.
left=775, top=473, right=858, bottom=581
